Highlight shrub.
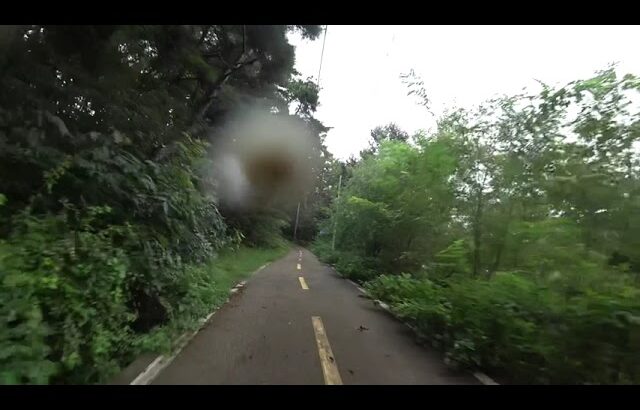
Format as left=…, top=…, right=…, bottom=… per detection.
left=367, top=272, right=640, bottom=384
left=1, top=207, right=133, bottom=384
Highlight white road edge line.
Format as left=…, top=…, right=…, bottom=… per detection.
left=346, top=277, right=499, bottom=386
left=473, top=372, right=499, bottom=385
left=347, top=279, right=366, bottom=294
left=129, top=264, right=268, bottom=385
left=130, top=355, right=164, bottom=385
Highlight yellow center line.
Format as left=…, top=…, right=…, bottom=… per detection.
left=311, top=316, right=343, bottom=385
left=296, top=263, right=301, bottom=270
left=298, top=276, right=309, bottom=290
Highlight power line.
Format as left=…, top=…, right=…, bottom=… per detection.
left=293, top=26, right=329, bottom=243
left=294, top=25, right=328, bottom=243
left=317, top=25, right=328, bottom=88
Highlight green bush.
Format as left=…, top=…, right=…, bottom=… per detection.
left=313, top=68, right=640, bottom=385
left=1, top=207, right=134, bottom=384
left=333, top=253, right=378, bottom=282
left=0, top=203, right=288, bottom=384
left=313, top=238, right=380, bottom=282
left=224, top=210, right=289, bottom=249
left=310, top=240, right=339, bottom=264
left=366, top=272, right=640, bottom=384
left=0, top=25, right=319, bottom=385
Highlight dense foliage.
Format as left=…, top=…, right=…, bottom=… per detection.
left=4, top=24, right=638, bottom=385
left=0, top=25, right=325, bottom=384
left=314, top=67, right=640, bottom=384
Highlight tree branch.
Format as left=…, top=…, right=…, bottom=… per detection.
left=189, top=56, right=258, bottom=127
left=173, top=76, right=199, bottom=83
left=202, top=50, right=232, bottom=69
left=155, top=27, right=258, bottom=162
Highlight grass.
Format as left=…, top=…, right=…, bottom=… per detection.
left=128, top=244, right=289, bottom=363
left=214, top=245, right=290, bottom=281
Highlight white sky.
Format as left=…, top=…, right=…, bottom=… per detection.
left=288, top=25, right=640, bottom=160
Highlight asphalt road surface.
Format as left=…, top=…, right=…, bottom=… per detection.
left=152, top=248, right=478, bottom=385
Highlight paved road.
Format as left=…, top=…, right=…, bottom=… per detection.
left=152, top=248, right=478, bottom=385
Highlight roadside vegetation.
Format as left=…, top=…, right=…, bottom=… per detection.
left=314, top=67, right=640, bottom=384
left=0, top=25, right=330, bottom=384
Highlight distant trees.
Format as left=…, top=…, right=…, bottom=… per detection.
left=315, top=67, right=640, bottom=384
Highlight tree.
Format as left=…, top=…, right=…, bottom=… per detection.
left=360, top=123, right=410, bottom=159
left=0, top=24, right=324, bottom=384
left=314, top=65, right=640, bottom=385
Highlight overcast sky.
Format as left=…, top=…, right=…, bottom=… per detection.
left=288, top=25, right=640, bottom=160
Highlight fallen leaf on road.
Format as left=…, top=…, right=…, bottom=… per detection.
left=348, top=369, right=354, bottom=375
left=357, top=325, right=369, bottom=332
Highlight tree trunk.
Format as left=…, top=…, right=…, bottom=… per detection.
left=472, top=167, right=490, bottom=277
left=489, top=201, right=515, bottom=276
left=472, top=189, right=483, bottom=276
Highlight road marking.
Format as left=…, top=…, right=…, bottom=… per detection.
left=296, top=263, right=301, bottom=270
left=347, top=279, right=367, bottom=294
left=473, top=371, right=499, bottom=385
left=299, top=276, right=309, bottom=290
left=311, top=316, right=343, bottom=385
left=130, top=355, right=165, bottom=385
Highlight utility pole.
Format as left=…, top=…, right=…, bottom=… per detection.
left=331, top=174, right=342, bottom=251
left=293, top=202, right=301, bottom=243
